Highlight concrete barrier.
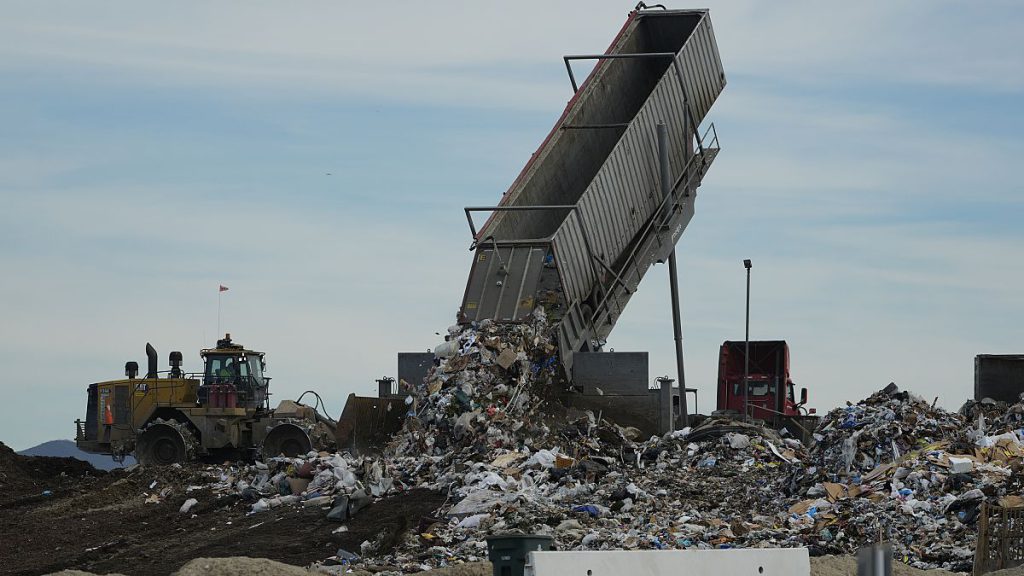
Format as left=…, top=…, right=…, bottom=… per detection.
left=526, top=548, right=809, bottom=576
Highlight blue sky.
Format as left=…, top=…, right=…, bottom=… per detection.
left=1, top=1, right=1022, bottom=450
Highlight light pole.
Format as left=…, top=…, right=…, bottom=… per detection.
left=743, top=259, right=752, bottom=422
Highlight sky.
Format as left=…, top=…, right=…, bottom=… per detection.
left=1, top=1, right=1022, bottom=451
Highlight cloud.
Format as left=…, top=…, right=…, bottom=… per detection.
left=1, top=1, right=1021, bottom=449
left=1, top=1, right=1020, bottom=116
left=713, top=1, right=1024, bottom=92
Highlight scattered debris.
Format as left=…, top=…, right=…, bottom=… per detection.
left=179, top=498, right=198, bottom=514
left=7, top=317, right=1024, bottom=575
left=185, top=316, right=1015, bottom=574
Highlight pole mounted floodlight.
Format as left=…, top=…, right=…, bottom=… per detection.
left=743, top=259, right=751, bottom=422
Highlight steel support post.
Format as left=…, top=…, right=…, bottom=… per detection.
left=658, top=122, right=688, bottom=428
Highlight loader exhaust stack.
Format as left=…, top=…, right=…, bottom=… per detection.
left=145, top=343, right=158, bottom=379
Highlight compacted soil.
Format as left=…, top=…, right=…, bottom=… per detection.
left=0, top=442, right=445, bottom=576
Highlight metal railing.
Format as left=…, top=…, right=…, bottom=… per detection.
left=126, top=372, right=271, bottom=416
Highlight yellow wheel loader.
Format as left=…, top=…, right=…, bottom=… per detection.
left=74, top=334, right=335, bottom=465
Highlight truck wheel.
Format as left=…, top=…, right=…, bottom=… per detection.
left=262, top=423, right=312, bottom=459
left=137, top=421, right=190, bottom=466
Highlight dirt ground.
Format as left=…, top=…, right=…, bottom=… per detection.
left=0, top=441, right=103, bottom=506
left=47, top=558, right=495, bottom=576
left=0, top=443, right=446, bottom=576
left=809, top=556, right=960, bottom=575
left=45, top=556, right=975, bottom=576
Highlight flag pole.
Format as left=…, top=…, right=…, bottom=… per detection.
left=217, top=284, right=229, bottom=339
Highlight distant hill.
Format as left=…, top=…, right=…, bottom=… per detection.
left=18, top=439, right=134, bottom=470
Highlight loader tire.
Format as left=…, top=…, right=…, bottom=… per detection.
left=137, top=420, right=191, bottom=466
left=262, top=422, right=312, bottom=459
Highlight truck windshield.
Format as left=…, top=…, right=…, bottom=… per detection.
left=734, top=381, right=770, bottom=396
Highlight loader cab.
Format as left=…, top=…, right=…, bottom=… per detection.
left=200, top=334, right=270, bottom=410
left=204, top=354, right=264, bottom=385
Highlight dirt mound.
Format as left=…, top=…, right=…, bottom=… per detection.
left=46, top=571, right=126, bottom=576
left=401, top=562, right=491, bottom=576
left=0, top=457, right=445, bottom=576
left=174, top=557, right=313, bottom=576
left=0, top=441, right=105, bottom=506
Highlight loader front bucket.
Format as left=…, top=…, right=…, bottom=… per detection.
left=335, top=394, right=407, bottom=454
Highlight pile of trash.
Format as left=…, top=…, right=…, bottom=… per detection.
left=358, top=308, right=831, bottom=568
left=202, top=452, right=388, bottom=521
left=784, top=385, right=1024, bottom=571
left=807, top=384, right=963, bottom=479
left=961, top=397, right=1024, bottom=438
left=175, top=313, right=1024, bottom=574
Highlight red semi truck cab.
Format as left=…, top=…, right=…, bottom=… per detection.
left=716, top=340, right=810, bottom=422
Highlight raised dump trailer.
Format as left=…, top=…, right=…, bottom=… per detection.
left=459, top=8, right=725, bottom=374
left=975, top=354, right=1024, bottom=402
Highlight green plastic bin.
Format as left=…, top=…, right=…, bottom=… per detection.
left=485, top=534, right=554, bottom=576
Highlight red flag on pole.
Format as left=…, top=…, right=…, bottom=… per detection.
left=219, top=285, right=229, bottom=292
